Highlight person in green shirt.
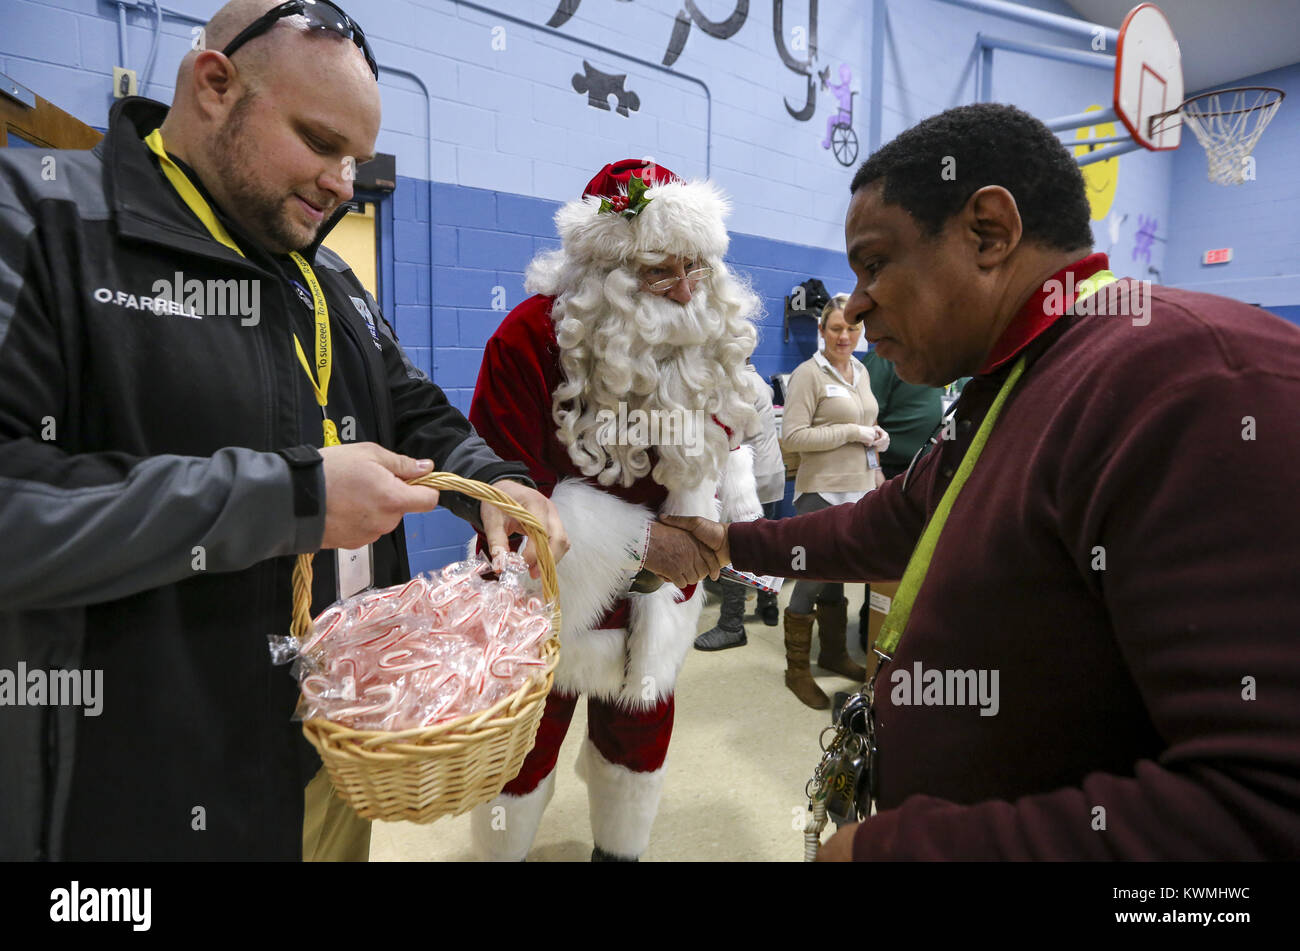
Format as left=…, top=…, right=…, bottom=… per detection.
left=860, top=350, right=945, bottom=478
left=854, top=349, right=944, bottom=650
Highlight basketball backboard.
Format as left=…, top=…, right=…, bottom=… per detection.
left=1114, top=3, right=1183, bottom=150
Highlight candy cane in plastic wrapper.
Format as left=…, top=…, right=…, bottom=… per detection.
left=286, top=554, right=553, bottom=730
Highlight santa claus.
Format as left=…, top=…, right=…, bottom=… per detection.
left=467, top=159, right=763, bottom=861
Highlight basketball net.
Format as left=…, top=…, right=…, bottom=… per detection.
left=1173, top=88, right=1284, bottom=186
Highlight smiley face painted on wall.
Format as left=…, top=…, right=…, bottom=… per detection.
left=1074, top=104, right=1120, bottom=220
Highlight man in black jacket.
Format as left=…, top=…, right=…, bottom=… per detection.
left=0, top=0, right=565, bottom=860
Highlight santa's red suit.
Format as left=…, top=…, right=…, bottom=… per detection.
left=465, top=161, right=761, bottom=860
left=467, top=295, right=761, bottom=860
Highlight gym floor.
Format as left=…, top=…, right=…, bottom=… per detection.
left=369, top=582, right=871, bottom=862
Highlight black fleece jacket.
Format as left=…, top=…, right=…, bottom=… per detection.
left=0, top=97, right=529, bottom=859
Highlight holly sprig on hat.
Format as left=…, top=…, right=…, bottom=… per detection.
left=599, top=172, right=652, bottom=219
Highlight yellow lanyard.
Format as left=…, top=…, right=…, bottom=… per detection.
left=143, top=128, right=340, bottom=448
left=287, top=260, right=339, bottom=446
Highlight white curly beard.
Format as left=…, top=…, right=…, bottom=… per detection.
left=530, top=255, right=761, bottom=492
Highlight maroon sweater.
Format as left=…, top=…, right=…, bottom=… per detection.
left=730, top=275, right=1300, bottom=860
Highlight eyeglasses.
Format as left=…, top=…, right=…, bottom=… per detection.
left=222, top=0, right=378, bottom=80
left=642, top=266, right=713, bottom=293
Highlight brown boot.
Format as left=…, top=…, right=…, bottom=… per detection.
left=784, top=610, right=829, bottom=709
left=816, top=599, right=867, bottom=682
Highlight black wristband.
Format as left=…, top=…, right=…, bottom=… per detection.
left=276, top=445, right=324, bottom=518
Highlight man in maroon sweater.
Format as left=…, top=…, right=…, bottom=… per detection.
left=667, top=103, right=1300, bottom=860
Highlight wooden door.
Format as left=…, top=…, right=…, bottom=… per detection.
left=1, top=75, right=103, bottom=150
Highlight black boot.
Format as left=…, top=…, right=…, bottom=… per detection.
left=756, top=589, right=780, bottom=627
left=694, top=580, right=748, bottom=651
left=592, top=845, right=638, bottom=862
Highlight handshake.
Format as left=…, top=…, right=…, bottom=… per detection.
left=640, top=514, right=732, bottom=589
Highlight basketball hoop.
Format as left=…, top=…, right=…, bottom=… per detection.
left=1152, top=86, right=1285, bottom=186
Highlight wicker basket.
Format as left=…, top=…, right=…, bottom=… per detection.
left=294, top=472, right=560, bottom=823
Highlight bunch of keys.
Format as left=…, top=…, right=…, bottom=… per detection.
left=804, top=680, right=879, bottom=858
left=825, top=688, right=878, bottom=824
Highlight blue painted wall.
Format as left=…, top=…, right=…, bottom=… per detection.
left=4, top=0, right=1295, bottom=571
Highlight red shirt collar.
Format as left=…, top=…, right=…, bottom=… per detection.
left=976, top=252, right=1110, bottom=375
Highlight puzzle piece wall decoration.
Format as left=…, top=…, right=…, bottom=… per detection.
left=572, top=61, right=642, bottom=116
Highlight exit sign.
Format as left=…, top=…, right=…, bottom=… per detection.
left=1203, top=248, right=1233, bottom=265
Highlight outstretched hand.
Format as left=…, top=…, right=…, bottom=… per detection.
left=656, top=514, right=730, bottom=579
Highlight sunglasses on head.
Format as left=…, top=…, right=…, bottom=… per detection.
left=222, top=0, right=378, bottom=79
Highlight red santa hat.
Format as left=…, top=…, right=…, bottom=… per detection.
left=554, top=159, right=732, bottom=267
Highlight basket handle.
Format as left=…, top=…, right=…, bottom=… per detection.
left=290, top=472, right=559, bottom=640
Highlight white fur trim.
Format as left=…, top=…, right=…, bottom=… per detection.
left=553, top=623, right=634, bottom=706
left=548, top=479, right=651, bottom=703
left=622, top=585, right=702, bottom=708
left=470, top=769, right=556, bottom=862
left=613, top=479, right=715, bottom=708
left=549, top=479, right=649, bottom=636
left=553, top=179, right=731, bottom=268
left=549, top=478, right=719, bottom=707
left=576, top=738, right=666, bottom=859
left=718, top=444, right=763, bottom=523
left=659, top=477, right=720, bottom=521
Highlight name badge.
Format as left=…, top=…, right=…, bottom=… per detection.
left=824, top=383, right=851, bottom=399
left=337, top=544, right=373, bottom=601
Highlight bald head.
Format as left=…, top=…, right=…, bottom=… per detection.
left=174, top=0, right=377, bottom=99
left=156, top=0, right=381, bottom=253
left=201, top=0, right=285, bottom=51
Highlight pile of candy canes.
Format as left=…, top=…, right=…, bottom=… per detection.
left=291, top=553, right=552, bottom=731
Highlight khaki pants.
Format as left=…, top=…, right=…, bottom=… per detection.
left=302, top=766, right=372, bottom=862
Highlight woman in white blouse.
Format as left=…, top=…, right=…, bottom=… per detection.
left=777, top=294, right=890, bottom=709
